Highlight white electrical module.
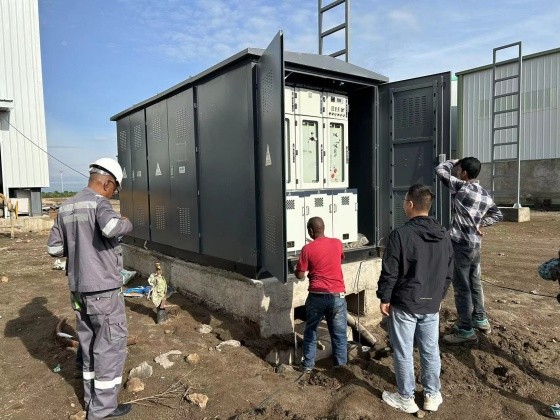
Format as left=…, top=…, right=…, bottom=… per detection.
left=296, top=87, right=323, bottom=117
left=284, top=88, right=356, bottom=252
left=304, top=192, right=333, bottom=239
left=324, top=93, right=349, bottom=189
left=285, top=194, right=305, bottom=252
left=332, top=190, right=358, bottom=244
left=298, top=116, right=322, bottom=190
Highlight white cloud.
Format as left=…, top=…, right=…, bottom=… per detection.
left=387, top=9, right=420, bottom=30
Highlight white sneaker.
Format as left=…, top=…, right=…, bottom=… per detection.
left=424, top=392, right=443, bottom=411
left=382, top=390, right=419, bottom=414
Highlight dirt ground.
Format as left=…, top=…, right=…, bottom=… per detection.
left=1, top=211, right=560, bottom=420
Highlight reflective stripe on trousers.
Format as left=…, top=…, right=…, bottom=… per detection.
left=73, top=288, right=127, bottom=420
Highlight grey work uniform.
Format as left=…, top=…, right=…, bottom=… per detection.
left=47, top=187, right=132, bottom=420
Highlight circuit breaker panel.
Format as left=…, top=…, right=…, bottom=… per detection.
left=284, top=87, right=357, bottom=253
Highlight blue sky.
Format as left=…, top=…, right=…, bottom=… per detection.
left=39, top=0, right=560, bottom=191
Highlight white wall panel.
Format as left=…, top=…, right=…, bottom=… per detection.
left=459, top=49, right=560, bottom=163
left=0, top=0, right=49, bottom=192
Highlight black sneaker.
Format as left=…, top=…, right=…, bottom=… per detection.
left=297, top=366, right=313, bottom=374
left=106, top=403, right=132, bottom=418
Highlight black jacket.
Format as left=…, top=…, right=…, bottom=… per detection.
left=377, top=216, right=453, bottom=314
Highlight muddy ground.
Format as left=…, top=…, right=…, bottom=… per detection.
left=1, top=211, right=560, bottom=420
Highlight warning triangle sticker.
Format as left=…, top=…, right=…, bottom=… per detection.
left=265, top=144, right=272, bottom=166
left=155, top=162, right=162, bottom=176
left=122, top=168, right=127, bottom=179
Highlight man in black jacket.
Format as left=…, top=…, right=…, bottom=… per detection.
left=377, top=184, right=453, bottom=415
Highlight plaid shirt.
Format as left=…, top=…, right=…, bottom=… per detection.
left=435, top=160, right=503, bottom=248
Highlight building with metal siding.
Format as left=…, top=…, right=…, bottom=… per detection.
left=0, top=0, right=49, bottom=215
left=456, top=47, right=560, bottom=205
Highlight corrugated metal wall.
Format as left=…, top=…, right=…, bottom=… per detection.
left=459, top=49, right=560, bottom=163
left=0, top=0, right=49, bottom=192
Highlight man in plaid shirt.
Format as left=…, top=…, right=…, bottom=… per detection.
left=436, top=157, right=503, bottom=344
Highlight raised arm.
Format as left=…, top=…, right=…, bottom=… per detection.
left=435, top=159, right=465, bottom=192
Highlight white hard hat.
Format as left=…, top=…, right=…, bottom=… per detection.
left=89, top=158, right=124, bottom=185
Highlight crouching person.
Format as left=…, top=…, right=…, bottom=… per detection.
left=377, top=184, right=453, bottom=414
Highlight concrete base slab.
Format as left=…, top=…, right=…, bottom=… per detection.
left=498, top=207, right=531, bottom=222
left=0, top=216, right=53, bottom=233
left=122, top=244, right=382, bottom=338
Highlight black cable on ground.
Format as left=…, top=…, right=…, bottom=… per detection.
left=481, top=277, right=556, bottom=298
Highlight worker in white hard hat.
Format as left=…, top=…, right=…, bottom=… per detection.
left=47, top=157, right=133, bottom=419
left=88, top=157, right=124, bottom=193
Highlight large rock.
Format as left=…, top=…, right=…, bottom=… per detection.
left=187, top=393, right=209, bottom=409
left=129, top=361, right=153, bottom=379
left=125, top=377, right=145, bottom=393
left=215, top=340, right=241, bottom=351
left=154, top=350, right=182, bottom=369
left=197, top=324, right=212, bottom=334
left=186, top=353, right=200, bottom=365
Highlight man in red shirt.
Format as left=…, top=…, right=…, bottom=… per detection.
left=295, top=217, right=347, bottom=372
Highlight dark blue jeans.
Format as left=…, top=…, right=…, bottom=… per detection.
left=452, top=241, right=486, bottom=330
left=302, top=293, right=348, bottom=368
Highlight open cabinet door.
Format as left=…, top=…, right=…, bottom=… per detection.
left=378, top=72, right=451, bottom=243
left=256, top=31, right=287, bottom=282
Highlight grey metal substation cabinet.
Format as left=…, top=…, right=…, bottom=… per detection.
left=111, top=32, right=451, bottom=334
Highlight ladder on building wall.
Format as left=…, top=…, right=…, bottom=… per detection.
left=490, top=42, right=522, bottom=208
left=318, top=0, right=350, bottom=62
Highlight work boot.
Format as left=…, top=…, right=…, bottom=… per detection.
left=105, top=403, right=132, bottom=418
left=156, top=309, right=168, bottom=324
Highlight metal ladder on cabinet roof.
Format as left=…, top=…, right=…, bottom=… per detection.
left=318, top=0, right=350, bottom=62
left=490, top=42, right=522, bottom=208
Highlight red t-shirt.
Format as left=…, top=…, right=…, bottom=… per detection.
left=296, top=237, right=345, bottom=293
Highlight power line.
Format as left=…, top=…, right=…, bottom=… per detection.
left=0, top=116, right=89, bottom=179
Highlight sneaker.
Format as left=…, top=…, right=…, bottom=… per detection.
left=424, top=392, right=443, bottom=411
left=545, top=402, right=560, bottom=419
left=297, top=366, right=313, bottom=374
left=382, top=391, right=419, bottom=414
left=442, top=328, right=477, bottom=345
left=473, top=318, right=491, bottom=334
